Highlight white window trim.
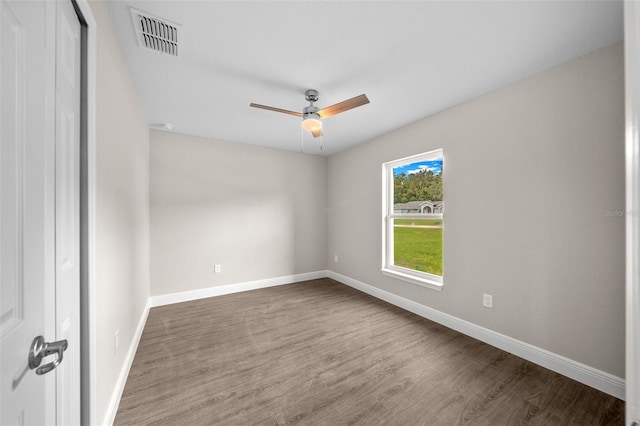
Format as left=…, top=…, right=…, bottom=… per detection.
left=381, top=149, right=443, bottom=291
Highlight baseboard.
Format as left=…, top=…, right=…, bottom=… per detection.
left=149, top=270, right=328, bottom=307
left=326, top=270, right=625, bottom=400
left=102, top=299, right=151, bottom=426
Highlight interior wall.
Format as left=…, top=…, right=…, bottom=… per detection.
left=327, top=43, right=625, bottom=378
left=150, top=131, right=327, bottom=296
left=89, top=1, right=150, bottom=423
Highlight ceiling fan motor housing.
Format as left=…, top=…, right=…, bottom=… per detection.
left=303, top=105, right=319, bottom=116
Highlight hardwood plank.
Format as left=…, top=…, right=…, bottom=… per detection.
left=114, top=278, right=624, bottom=425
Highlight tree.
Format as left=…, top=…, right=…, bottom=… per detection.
left=394, top=169, right=442, bottom=204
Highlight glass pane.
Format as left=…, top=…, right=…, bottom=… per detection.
left=393, top=158, right=443, bottom=211
left=391, top=155, right=443, bottom=276
left=393, top=218, right=443, bottom=276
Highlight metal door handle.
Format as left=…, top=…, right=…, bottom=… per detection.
left=28, top=335, right=68, bottom=375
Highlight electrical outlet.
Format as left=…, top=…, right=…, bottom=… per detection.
left=483, top=294, right=493, bottom=308
left=334, top=255, right=339, bottom=262
left=214, top=264, right=221, bottom=273
left=114, top=330, right=119, bottom=354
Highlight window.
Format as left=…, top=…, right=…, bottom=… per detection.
left=382, top=149, right=443, bottom=290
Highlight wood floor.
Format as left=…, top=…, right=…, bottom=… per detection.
left=114, top=278, right=624, bottom=425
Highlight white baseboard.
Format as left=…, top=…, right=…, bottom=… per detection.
left=149, top=270, right=327, bottom=307
left=327, top=270, right=625, bottom=400
left=102, top=299, right=151, bottom=426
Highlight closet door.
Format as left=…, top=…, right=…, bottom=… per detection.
left=625, top=1, right=640, bottom=425
left=55, top=0, right=82, bottom=424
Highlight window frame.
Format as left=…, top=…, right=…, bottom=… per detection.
left=381, top=149, right=444, bottom=291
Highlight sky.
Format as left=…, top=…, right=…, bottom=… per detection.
left=393, top=159, right=443, bottom=176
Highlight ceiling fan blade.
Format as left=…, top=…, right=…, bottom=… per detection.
left=311, top=127, right=323, bottom=138
left=317, top=94, right=369, bottom=119
left=249, top=103, right=303, bottom=117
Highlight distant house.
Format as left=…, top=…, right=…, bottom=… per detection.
left=393, top=200, right=443, bottom=214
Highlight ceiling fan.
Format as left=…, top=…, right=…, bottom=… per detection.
left=250, top=89, right=370, bottom=138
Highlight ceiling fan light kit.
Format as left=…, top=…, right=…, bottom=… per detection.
left=250, top=89, right=370, bottom=142
left=301, top=114, right=322, bottom=133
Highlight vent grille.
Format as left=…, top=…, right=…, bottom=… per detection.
left=130, top=8, right=182, bottom=57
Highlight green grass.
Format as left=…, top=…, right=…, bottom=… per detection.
left=394, top=218, right=442, bottom=226
left=394, top=226, right=442, bottom=276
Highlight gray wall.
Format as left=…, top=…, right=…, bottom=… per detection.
left=327, top=44, right=625, bottom=377
left=90, top=0, right=150, bottom=423
left=150, top=131, right=327, bottom=296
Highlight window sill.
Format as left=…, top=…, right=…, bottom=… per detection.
left=381, top=268, right=443, bottom=291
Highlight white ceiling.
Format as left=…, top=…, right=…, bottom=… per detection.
left=106, top=1, right=623, bottom=156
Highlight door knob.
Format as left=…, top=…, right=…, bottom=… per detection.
left=28, top=335, right=68, bottom=375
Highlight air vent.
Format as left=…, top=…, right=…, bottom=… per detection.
left=130, top=8, right=182, bottom=57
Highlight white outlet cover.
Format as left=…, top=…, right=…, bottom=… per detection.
left=483, top=294, right=493, bottom=308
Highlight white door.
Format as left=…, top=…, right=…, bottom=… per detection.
left=1, top=1, right=55, bottom=424
left=1, top=0, right=81, bottom=424
left=627, top=1, right=640, bottom=425
left=55, top=0, right=81, bottom=424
